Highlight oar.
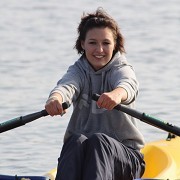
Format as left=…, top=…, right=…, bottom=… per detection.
left=92, top=94, right=180, bottom=136
left=0, top=102, right=69, bottom=133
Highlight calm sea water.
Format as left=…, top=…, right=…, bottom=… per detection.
left=0, top=0, right=180, bottom=176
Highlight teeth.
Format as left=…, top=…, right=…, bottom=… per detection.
left=95, top=55, right=104, bottom=58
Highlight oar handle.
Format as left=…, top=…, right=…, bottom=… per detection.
left=92, top=94, right=180, bottom=136
left=0, top=102, right=69, bottom=133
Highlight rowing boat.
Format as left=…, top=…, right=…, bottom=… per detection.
left=0, top=98, right=180, bottom=179
left=45, top=134, right=180, bottom=180
left=0, top=135, right=179, bottom=180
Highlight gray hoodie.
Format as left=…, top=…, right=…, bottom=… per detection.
left=50, top=52, right=145, bottom=150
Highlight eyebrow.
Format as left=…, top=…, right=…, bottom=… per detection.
left=88, top=38, right=111, bottom=41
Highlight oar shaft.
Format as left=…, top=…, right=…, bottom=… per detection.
left=0, top=111, right=47, bottom=133
left=116, top=103, right=180, bottom=136
left=0, top=102, right=69, bottom=133
left=92, top=94, right=180, bottom=136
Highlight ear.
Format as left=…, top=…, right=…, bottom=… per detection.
left=81, top=40, right=85, bottom=50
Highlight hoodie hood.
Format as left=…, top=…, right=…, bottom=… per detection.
left=78, top=52, right=128, bottom=75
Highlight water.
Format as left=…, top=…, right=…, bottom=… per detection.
left=0, top=0, right=180, bottom=176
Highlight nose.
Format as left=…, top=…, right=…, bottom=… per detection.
left=96, top=44, right=103, bottom=52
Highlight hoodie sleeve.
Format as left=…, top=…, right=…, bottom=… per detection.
left=110, top=64, right=139, bottom=105
left=49, top=64, right=83, bottom=105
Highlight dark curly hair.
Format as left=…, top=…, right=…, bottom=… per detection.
left=74, top=8, right=126, bottom=55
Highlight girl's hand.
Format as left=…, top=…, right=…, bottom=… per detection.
left=97, top=87, right=127, bottom=110
left=45, top=93, right=66, bottom=116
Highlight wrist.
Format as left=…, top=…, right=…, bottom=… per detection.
left=46, top=95, right=62, bottom=104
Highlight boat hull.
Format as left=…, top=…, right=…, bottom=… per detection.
left=0, top=175, right=47, bottom=180
left=141, top=135, right=180, bottom=179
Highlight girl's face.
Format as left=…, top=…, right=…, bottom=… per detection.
left=81, top=27, right=115, bottom=71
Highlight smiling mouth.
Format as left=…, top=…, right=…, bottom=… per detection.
left=94, top=55, right=105, bottom=59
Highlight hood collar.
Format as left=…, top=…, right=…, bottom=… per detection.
left=79, top=52, right=127, bottom=74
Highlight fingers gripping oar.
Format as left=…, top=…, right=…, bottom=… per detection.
left=92, top=94, right=180, bottom=136
left=0, top=102, right=69, bottom=133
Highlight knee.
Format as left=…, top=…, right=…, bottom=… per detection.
left=89, top=133, right=103, bottom=140
left=88, top=133, right=107, bottom=146
left=65, top=133, right=88, bottom=147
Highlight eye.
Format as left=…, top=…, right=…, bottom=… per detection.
left=89, top=41, right=96, bottom=45
left=103, top=41, right=111, bottom=45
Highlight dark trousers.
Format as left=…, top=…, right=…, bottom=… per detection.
left=55, top=133, right=145, bottom=180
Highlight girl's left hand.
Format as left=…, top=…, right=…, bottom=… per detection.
left=96, top=88, right=127, bottom=110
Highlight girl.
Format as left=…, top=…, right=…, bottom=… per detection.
left=45, top=8, right=145, bottom=180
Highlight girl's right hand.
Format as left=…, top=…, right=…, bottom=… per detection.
left=45, top=93, right=66, bottom=116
